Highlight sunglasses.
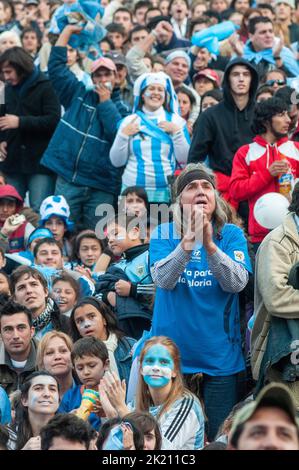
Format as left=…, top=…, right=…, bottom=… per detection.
left=265, top=79, right=286, bottom=86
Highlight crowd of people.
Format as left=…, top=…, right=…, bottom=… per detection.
left=0, top=0, right=299, bottom=452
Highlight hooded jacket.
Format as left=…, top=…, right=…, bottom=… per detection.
left=251, top=213, right=299, bottom=384
left=41, top=46, right=129, bottom=193
left=0, top=185, right=34, bottom=253
left=0, top=67, right=61, bottom=175
left=229, top=136, right=299, bottom=243
left=188, top=58, right=259, bottom=177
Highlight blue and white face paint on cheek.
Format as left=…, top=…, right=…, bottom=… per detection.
left=77, top=318, right=97, bottom=332
left=141, top=344, right=175, bottom=389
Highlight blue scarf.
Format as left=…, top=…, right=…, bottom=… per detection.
left=243, top=41, right=299, bottom=76
left=135, top=110, right=173, bottom=148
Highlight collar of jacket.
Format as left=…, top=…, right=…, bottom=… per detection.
left=0, top=337, right=39, bottom=370
left=253, top=135, right=289, bottom=147
left=282, top=213, right=299, bottom=248
left=123, top=243, right=149, bottom=261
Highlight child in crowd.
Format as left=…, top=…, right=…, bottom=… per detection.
left=72, top=229, right=108, bottom=273
left=121, top=186, right=149, bottom=217
left=69, top=297, right=135, bottom=384
left=99, top=336, right=205, bottom=450
left=39, top=195, right=74, bottom=261
left=52, top=272, right=80, bottom=317
left=96, top=215, right=154, bottom=340
left=58, top=336, right=109, bottom=430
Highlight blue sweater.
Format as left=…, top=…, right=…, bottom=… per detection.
left=41, top=46, right=129, bottom=193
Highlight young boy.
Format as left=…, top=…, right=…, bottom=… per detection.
left=58, top=337, right=109, bottom=430
left=96, top=215, right=154, bottom=340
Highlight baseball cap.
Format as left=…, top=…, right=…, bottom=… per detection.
left=275, top=0, right=295, bottom=8
left=193, top=68, right=220, bottom=87
left=91, top=57, right=116, bottom=74
left=105, top=51, right=127, bottom=68
left=230, top=383, right=299, bottom=439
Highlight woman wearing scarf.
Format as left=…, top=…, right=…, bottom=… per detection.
left=109, top=72, right=190, bottom=204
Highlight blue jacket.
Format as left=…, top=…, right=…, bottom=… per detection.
left=115, top=336, right=136, bottom=384
left=41, top=46, right=129, bottom=193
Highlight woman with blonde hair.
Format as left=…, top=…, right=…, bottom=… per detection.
left=36, top=330, right=75, bottom=399
left=100, top=336, right=205, bottom=450
left=149, top=163, right=252, bottom=442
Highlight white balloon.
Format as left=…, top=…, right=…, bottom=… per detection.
left=253, top=192, right=289, bottom=229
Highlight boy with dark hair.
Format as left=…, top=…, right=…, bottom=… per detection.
left=40, top=413, right=93, bottom=450
left=96, top=215, right=154, bottom=340
left=33, top=237, right=63, bottom=269
left=106, top=22, right=127, bottom=52
left=58, top=336, right=109, bottom=430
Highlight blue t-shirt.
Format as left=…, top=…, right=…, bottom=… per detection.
left=149, top=222, right=252, bottom=376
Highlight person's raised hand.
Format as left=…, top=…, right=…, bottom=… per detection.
left=121, top=115, right=140, bottom=137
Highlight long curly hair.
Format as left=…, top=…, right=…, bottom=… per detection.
left=252, top=96, right=289, bottom=135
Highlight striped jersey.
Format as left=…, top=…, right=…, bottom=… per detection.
left=109, top=107, right=190, bottom=202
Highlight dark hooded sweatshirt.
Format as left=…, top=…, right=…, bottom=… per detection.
left=188, top=58, right=259, bottom=177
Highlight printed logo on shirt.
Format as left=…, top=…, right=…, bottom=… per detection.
left=234, top=250, right=245, bottom=262
left=191, top=249, right=201, bottom=262
left=136, top=265, right=145, bottom=277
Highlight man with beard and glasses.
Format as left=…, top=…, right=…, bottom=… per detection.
left=229, top=97, right=299, bottom=252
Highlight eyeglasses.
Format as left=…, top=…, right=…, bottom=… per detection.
left=265, top=79, right=286, bottom=86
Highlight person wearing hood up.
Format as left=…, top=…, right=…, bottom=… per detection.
left=188, top=57, right=259, bottom=217
left=109, top=71, right=190, bottom=203
left=39, top=195, right=74, bottom=261
left=0, top=184, right=35, bottom=254
left=229, top=96, right=299, bottom=251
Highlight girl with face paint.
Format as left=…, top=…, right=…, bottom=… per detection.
left=7, top=371, right=59, bottom=450
left=70, top=297, right=136, bottom=386
left=99, top=336, right=205, bottom=450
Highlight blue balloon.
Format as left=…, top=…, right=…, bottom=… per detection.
left=192, top=20, right=238, bottom=44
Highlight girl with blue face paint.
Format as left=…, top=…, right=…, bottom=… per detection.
left=100, top=336, right=205, bottom=450
left=141, top=344, right=175, bottom=389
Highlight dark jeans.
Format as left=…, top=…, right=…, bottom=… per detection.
left=184, top=372, right=239, bottom=442
left=55, top=176, right=115, bottom=230
left=202, top=373, right=239, bottom=441
left=119, top=317, right=151, bottom=341
left=6, top=173, right=56, bottom=212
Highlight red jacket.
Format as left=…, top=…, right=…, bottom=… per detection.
left=229, top=135, right=299, bottom=243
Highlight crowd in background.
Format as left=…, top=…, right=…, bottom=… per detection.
left=0, top=0, right=299, bottom=452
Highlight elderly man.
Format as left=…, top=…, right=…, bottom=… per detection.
left=251, top=182, right=299, bottom=406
